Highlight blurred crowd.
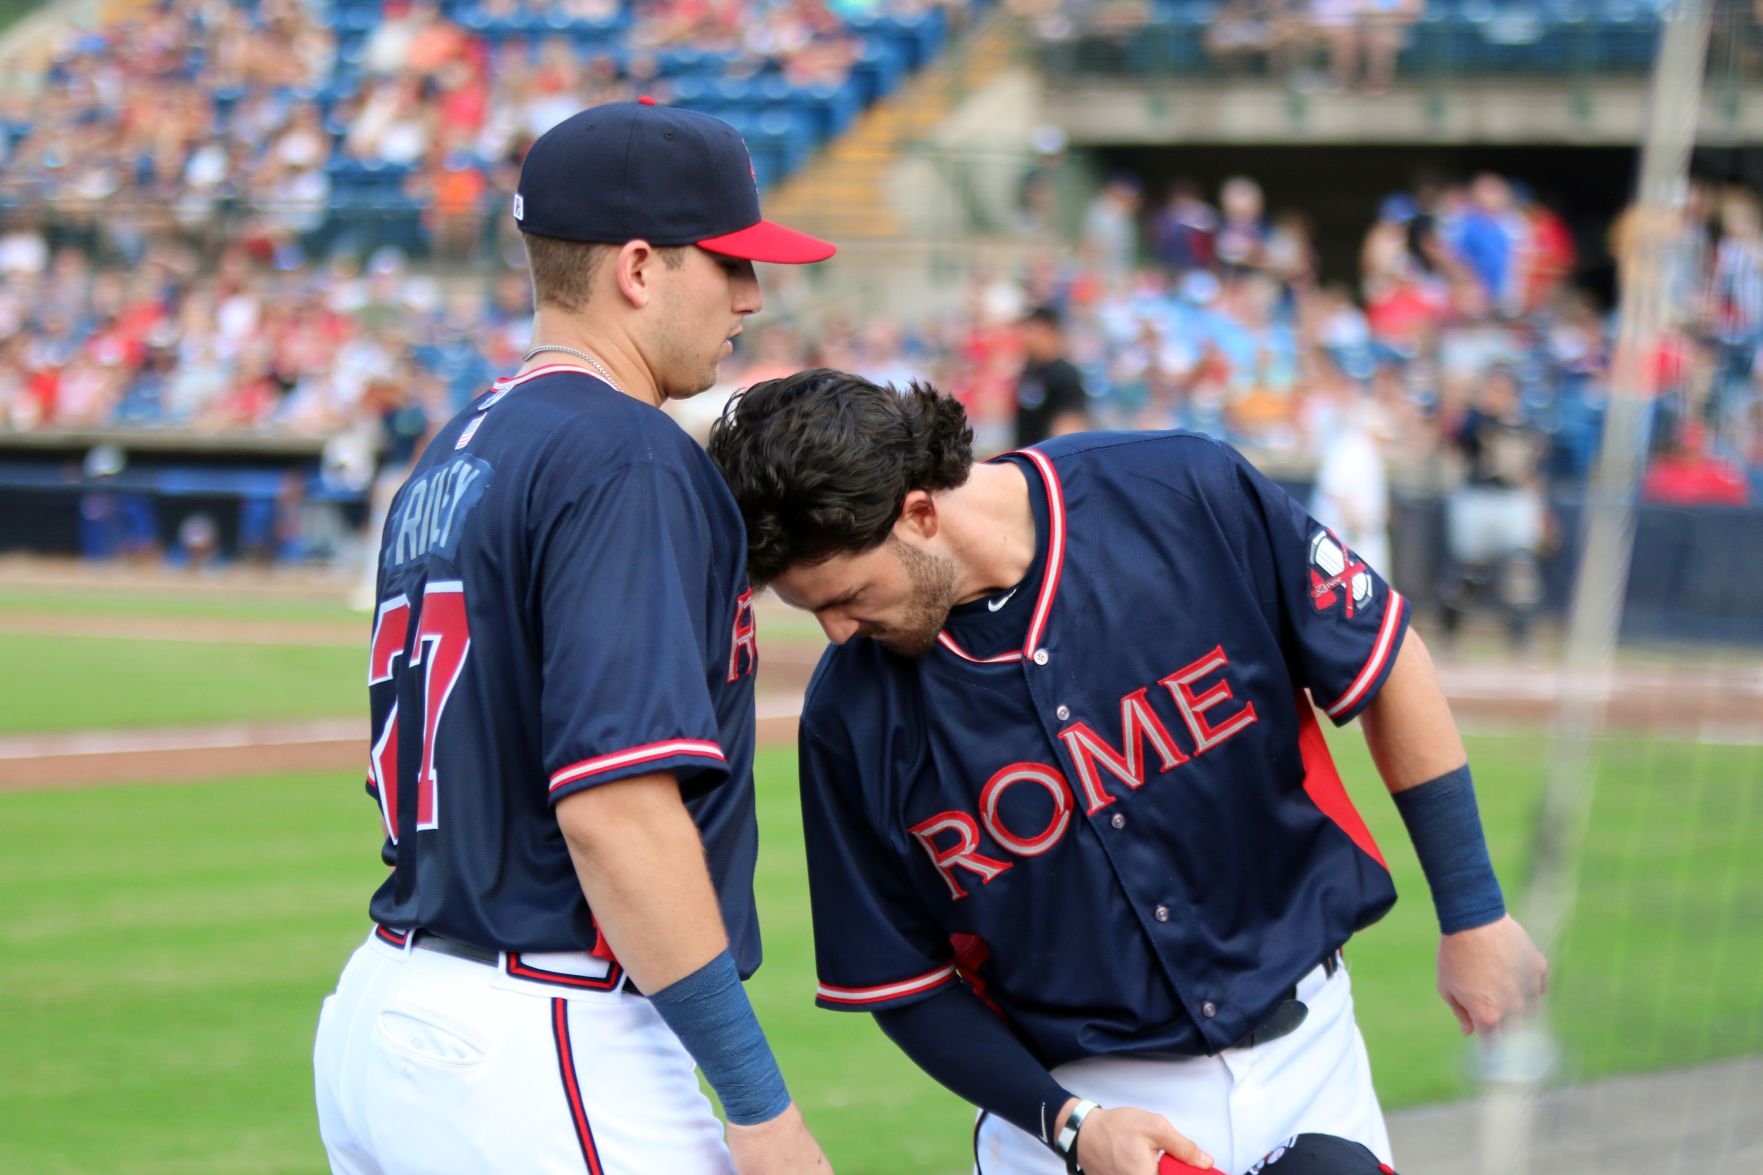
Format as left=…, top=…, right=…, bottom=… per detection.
left=0, top=0, right=942, bottom=265
left=0, top=234, right=525, bottom=442
left=717, top=171, right=1762, bottom=502
left=1017, top=0, right=1424, bottom=94
left=5, top=167, right=1762, bottom=506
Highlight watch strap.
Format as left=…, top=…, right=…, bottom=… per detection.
left=1053, top=1098, right=1100, bottom=1174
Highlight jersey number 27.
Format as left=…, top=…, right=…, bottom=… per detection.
left=368, top=581, right=472, bottom=842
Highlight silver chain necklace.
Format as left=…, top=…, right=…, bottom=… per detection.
left=523, top=344, right=624, bottom=394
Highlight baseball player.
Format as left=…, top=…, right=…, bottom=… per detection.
left=312, top=102, right=836, bottom=1174
left=707, top=370, right=1547, bottom=1175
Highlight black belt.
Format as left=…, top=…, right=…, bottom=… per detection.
left=1231, top=951, right=1342, bottom=1050
left=410, top=930, right=499, bottom=966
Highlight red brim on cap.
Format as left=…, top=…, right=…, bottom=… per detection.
left=697, top=219, right=836, bottom=264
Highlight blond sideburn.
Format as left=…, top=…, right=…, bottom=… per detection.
left=522, top=233, right=690, bottom=312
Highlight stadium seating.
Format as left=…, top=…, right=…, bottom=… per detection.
left=1048, top=0, right=1671, bottom=79
left=0, top=0, right=980, bottom=262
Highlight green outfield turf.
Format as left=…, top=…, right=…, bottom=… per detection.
left=0, top=588, right=359, bottom=624
left=2, top=737, right=1758, bottom=1175
left=0, top=632, right=362, bottom=734
left=0, top=0, right=43, bottom=34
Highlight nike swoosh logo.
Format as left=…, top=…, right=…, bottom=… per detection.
left=987, top=588, right=1019, bottom=612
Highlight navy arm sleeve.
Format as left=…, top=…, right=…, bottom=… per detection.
left=874, top=983, right=1073, bottom=1148
left=1225, top=446, right=1410, bottom=725
left=536, top=460, right=731, bottom=803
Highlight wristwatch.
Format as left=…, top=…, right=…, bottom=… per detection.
left=1052, top=1098, right=1100, bottom=1174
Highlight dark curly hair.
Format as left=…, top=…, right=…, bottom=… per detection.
left=707, top=368, right=975, bottom=586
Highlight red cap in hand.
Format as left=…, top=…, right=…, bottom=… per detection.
left=1160, top=1157, right=1211, bottom=1175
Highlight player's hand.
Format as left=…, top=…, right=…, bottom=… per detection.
left=725, top=1102, right=834, bottom=1174
left=1437, top=914, right=1548, bottom=1036
left=1075, top=1105, right=1213, bottom=1175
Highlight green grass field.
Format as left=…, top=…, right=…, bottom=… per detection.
left=0, top=588, right=360, bottom=624
left=2, top=737, right=1759, bottom=1174
left=0, top=632, right=363, bottom=734
left=0, top=586, right=1758, bottom=1173
left=0, top=0, right=43, bottom=35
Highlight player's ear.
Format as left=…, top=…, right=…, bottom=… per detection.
left=895, top=490, right=938, bottom=540
left=612, top=239, right=655, bottom=309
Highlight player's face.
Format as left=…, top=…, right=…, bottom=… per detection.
left=652, top=247, right=762, bottom=399
left=771, top=536, right=961, bottom=657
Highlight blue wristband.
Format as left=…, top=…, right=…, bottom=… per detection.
left=647, top=950, right=791, bottom=1125
left=1392, top=764, right=1507, bottom=935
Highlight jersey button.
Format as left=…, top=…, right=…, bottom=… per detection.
left=1153, top=904, right=1170, bottom=922
left=1201, top=1001, right=1218, bottom=1018
left=1109, top=812, right=1126, bottom=830
left=1056, top=705, right=1071, bottom=721
left=1032, top=648, right=1050, bottom=665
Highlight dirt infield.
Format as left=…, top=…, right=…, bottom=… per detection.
left=1385, top=1055, right=1763, bottom=1173
left=0, top=611, right=365, bottom=646
left=1, top=562, right=1757, bottom=792
left=4, top=654, right=1757, bottom=792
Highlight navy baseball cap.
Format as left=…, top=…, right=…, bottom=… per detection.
left=514, top=98, right=835, bottom=264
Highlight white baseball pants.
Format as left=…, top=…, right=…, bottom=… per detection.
left=314, top=929, right=735, bottom=1174
left=973, top=958, right=1392, bottom=1175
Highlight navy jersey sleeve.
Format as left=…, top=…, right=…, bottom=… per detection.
left=1224, top=446, right=1409, bottom=725
left=538, top=460, right=731, bottom=803
left=799, top=717, right=960, bottom=1014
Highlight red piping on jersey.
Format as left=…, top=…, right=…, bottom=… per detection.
left=817, top=963, right=958, bottom=1005
left=550, top=998, right=606, bottom=1175
left=1294, top=695, right=1387, bottom=870
left=936, top=448, right=1067, bottom=666
left=935, top=632, right=1023, bottom=664
left=549, top=740, right=727, bottom=792
left=1324, top=591, right=1406, bottom=719
left=499, top=363, right=607, bottom=390
left=1015, top=449, right=1065, bottom=658
left=374, top=924, right=409, bottom=948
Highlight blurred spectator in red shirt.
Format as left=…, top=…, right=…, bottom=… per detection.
left=1643, top=422, right=1751, bottom=506
left=1514, top=184, right=1576, bottom=314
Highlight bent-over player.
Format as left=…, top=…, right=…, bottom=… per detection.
left=312, top=103, right=836, bottom=1174
left=707, top=370, right=1547, bottom=1175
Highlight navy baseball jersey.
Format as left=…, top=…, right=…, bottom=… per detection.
left=798, top=431, right=1408, bottom=1061
left=365, top=363, right=764, bottom=975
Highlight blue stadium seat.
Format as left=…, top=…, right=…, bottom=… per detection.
left=1124, top=10, right=1205, bottom=75
left=748, top=106, right=814, bottom=176
left=210, top=84, right=246, bottom=128
left=1593, top=0, right=1662, bottom=70
left=713, top=75, right=758, bottom=108
left=655, top=46, right=715, bottom=78
left=850, top=36, right=906, bottom=105
left=668, top=74, right=716, bottom=112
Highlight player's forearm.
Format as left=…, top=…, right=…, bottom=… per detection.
left=1358, top=632, right=1507, bottom=934
left=555, top=771, right=730, bottom=992
left=872, top=983, right=1072, bottom=1147
left=1357, top=630, right=1466, bottom=793
left=558, top=772, right=798, bottom=1127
